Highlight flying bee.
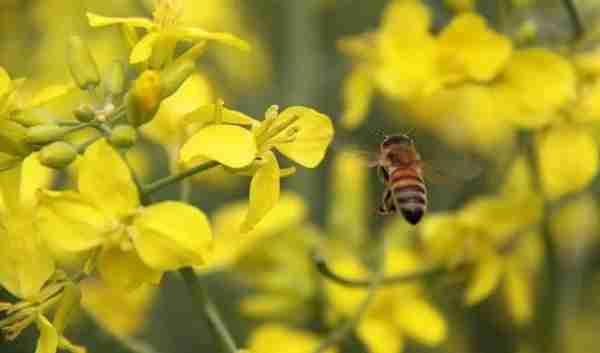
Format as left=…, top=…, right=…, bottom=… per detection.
left=370, top=134, right=427, bottom=225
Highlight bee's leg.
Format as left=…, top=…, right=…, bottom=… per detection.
left=376, top=166, right=389, bottom=184
left=377, top=188, right=396, bottom=215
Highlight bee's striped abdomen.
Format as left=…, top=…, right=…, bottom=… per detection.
left=389, top=167, right=427, bottom=225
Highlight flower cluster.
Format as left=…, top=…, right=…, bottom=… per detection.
left=0, top=1, right=333, bottom=353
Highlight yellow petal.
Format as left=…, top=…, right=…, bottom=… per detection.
left=130, top=32, right=161, bottom=64
left=0, top=66, right=11, bottom=97
left=537, top=126, right=599, bottom=200
left=465, top=252, right=503, bottom=304
left=86, top=12, right=154, bottom=29
left=241, top=152, right=280, bottom=233
left=569, top=78, right=600, bottom=122
left=0, top=211, right=55, bottom=299
left=79, top=139, right=140, bottom=216
left=380, top=0, right=431, bottom=35
left=143, top=73, right=214, bottom=145
left=34, top=315, right=58, bottom=353
left=247, top=324, right=330, bottom=353
left=438, top=13, right=512, bottom=82
left=183, top=103, right=258, bottom=127
left=23, top=83, right=76, bottom=110
left=394, top=298, right=447, bottom=346
left=81, top=280, right=158, bottom=337
left=36, top=190, right=107, bottom=252
left=494, top=48, right=576, bottom=128
left=133, top=201, right=212, bottom=270
left=20, top=153, right=55, bottom=209
left=208, top=192, right=307, bottom=268
left=341, top=65, right=374, bottom=129
left=180, top=124, right=257, bottom=168
left=324, top=257, right=369, bottom=316
left=274, top=107, right=334, bottom=168
left=97, top=246, right=162, bottom=289
left=175, top=27, right=250, bottom=51
left=503, top=266, right=533, bottom=324
left=357, top=319, right=403, bottom=353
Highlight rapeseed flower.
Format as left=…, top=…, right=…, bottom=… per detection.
left=87, top=0, right=249, bottom=67
left=247, top=324, right=336, bottom=353
left=420, top=157, right=543, bottom=323
left=324, top=249, right=447, bottom=353
left=180, top=103, right=333, bottom=232
left=36, top=139, right=213, bottom=289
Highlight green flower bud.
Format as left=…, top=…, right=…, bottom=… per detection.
left=103, top=61, right=126, bottom=97
left=67, top=35, right=100, bottom=90
left=25, top=124, right=69, bottom=145
left=160, top=59, right=195, bottom=99
left=73, top=104, right=95, bottom=122
left=108, top=125, right=138, bottom=148
left=0, top=120, right=32, bottom=156
left=126, top=70, right=161, bottom=127
left=38, top=141, right=77, bottom=169
left=12, top=110, right=48, bottom=127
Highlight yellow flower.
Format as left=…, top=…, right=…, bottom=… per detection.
left=325, top=249, right=447, bottom=353
left=536, top=125, right=598, bottom=200
left=36, top=139, right=213, bottom=289
left=87, top=0, right=249, bottom=66
left=374, top=0, right=441, bottom=99
left=0, top=154, right=55, bottom=300
left=437, top=13, right=512, bottom=83
left=81, top=280, right=158, bottom=337
left=247, top=324, right=336, bottom=353
left=180, top=104, right=333, bottom=232
left=493, top=48, right=576, bottom=128
left=444, top=0, right=476, bottom=12
left=420, top=157, right=543, bottom=323
left=143, top=73, right=214, bottom=146
left=208, top=192, right=307, bottom=270
left=237, top=225, right=322, bottom=321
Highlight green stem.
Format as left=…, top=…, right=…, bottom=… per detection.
left=313, top=237, right=389, bottom=353
left=523, top=134, right=561, bottom=353
left=312, top=250, right=443, bottom=287
left=141, top=160, right=219, bottom=197
left=562, top=0, right=585, bottom=41
left=179, top=267, right=238, bottom=353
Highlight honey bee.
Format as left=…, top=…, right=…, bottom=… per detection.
left=371, top=134, right=427, bottom=225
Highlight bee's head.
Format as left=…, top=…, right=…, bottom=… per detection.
left=382, top=134, right=413, bottom=148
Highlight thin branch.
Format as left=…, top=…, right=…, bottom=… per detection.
left=562, top=0, right=585, bottom=41
left=141, top=160, right=220, bottom=197
left=311, top=250, right=443, bottom=288
left=179, top=267, right=238, bottom=353
left=312, top=236, right=389, bottom=353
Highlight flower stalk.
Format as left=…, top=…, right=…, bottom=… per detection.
left=179, top=267, right=238, bottom=353
left=141, top=160, right=220, bottom=197
left=313, top=236, right=389, bottom=353
left=561, top=0, right=585, bottom=41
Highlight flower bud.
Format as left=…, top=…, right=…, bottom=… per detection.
left=12, top=110, right=47, bottom=127
left=160, top=59, right=195, bottom=99
left=103, top=61, right=126, bottom=97
left=25, top=124, right=69, bottom=145
left=108, top=125, right=138, bottom=148
left=38, top=141, right=77, bottom=169
left=0, top=120, right=31, bottom=156
left=73, top=104, right=96, bottom=122
left=126, top=70, right=161, bottom=127
left=67, top=35, right=100, bottom=90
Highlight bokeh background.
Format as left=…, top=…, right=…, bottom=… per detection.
left=2, top=0, right=600, bottom=353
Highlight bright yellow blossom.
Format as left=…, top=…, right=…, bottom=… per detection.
left=181, top=104, right=333, bottom=232
left=36, top=139, right=213, bottom=289
left=247, top=324, right=336, bottom=353
left=536, top=125, right=598, bottom=200
left=325, top=249, right=447, bottom=353
left=87, top=0, right=249, bottom=66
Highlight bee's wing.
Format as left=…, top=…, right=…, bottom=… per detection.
left=421, top=153, right=483, bottom=185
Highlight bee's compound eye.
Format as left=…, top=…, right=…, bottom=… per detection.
left=383, top=134, right=411, bottom=147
